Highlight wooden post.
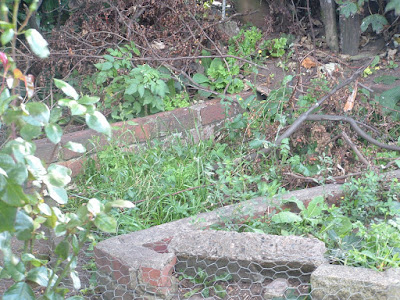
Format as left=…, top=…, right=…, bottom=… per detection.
left=339, top=13, right=361, bottom=55
left=319, top=0, right=339, bottom=53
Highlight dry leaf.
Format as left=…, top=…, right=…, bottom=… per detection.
left=343, top=79, right=358, bottom=112
left=301, top=57, right=317, bottom=69
left=25, top=74, right=35, bottom=99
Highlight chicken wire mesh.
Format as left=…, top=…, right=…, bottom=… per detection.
left=2, top=225, right=396, bottom=299
left=1, top=182, right=400, bottom=299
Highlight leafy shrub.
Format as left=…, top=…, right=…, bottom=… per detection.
left=92, top=43, right=171, bottom=120
left=193, top=54, right=244, bottom=97
left=0, top=3, right=134, bottom=299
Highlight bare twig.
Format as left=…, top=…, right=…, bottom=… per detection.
left=240, top=59, right=373, bottom=163
left=340, top=131, right=370, bottom=166
left=284, top=172, right=364, bottom=183
left=306, top=114, right=400, bottom=152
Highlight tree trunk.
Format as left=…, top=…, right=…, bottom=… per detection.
left=319, top=0, right=339, bottom=53
left=339, top=14, right=361, bottom=55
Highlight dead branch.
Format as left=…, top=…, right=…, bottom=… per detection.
left=306, top=114, right=400, bottom=152
left=340, top=131, right=370, bottom=166
left=284, top=172, right=364, bottom=184
left=240, top=58, right=373, bottom=163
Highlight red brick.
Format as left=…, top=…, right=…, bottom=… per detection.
left=143, top=237, right=173, bottom=254
left=140, top=256, right=177, bottom=288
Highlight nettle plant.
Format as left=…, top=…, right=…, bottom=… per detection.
left=93, top=44, right=170, bottom=120
left=0, top=1, right=133, bottom=299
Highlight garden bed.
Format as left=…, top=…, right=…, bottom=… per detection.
left=93, top=171, right=400, bottom=299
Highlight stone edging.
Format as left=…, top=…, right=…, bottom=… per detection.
left=94, top=170, right=400, bottom=299
left=33, top=97, right=246, bottom=176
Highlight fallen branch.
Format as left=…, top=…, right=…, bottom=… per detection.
left=284, top=172, right=363, bottom=183
left=306, top=115, right=400, bottom=152
left=340, top=131, right=370, bottom=166
left=240, top=59, right=373, bottom=163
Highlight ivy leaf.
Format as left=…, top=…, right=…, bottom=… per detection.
left=361, top=14, right=388, bottom=33
left=94, top=213, right=117, bottom=233
left=386, top=0, right=400, bottom=15
left=26, top=266, right=49, bottom=287
left=54, top=79, right=79, bottom=100
left=45, top=123, right=63, bottom=144
left=24, top=29, right=50, bottom=59
left=0, top=201, right=17, bottom=232
left=3, top=282, right=35, bottom=300
left=85, top=111, right=111, bottom=137
left=15, top=210, right=34, bottom=241
left=64, top=141, right=86, bottom=153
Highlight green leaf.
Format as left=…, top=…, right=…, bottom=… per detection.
left=99, top=61, right=113, bottom=71
left=69, top=102, right=87, bottom=116
left=94, top=213, right=117, bottom=233
left=339, top=2, right=358, bottom=18
left=20, top=124, right=42, bottom=140
left=22, top=102, right=50, bottom=126
left=85, top=111, right=111, bottom=137
left=378, top=86, right=400, bottom=120
left=361, top=14, right=388, bottom=33
left=303, top=196, right=326, bottom=219
left=26, top=266, right=49, bottom=286
left=24, top=29, right=49, bottom=59
left=45, top=123, right=63, bottom=144
left=283, top=196, right=306, bottom=211
left=78, top=95, right=100, bottom=105
left=386, top=0, right=400, bottom=15
left=193, top=73, right=210, bottom=84
left=47, top=184, right=68, bottom=204
left=58, top=98, right=75, bottom=107
left=373, top=75, right=400, bottom=85
left=55, top=240, right=69, bottom=260
left=0, top=181, right=27, bottom=206
left=15, top=210, right=34, bottom=241
left=0, top=153, right=15, bottom=171
left=7, top=163, right=28, bottom=185
left=25, top=154, right=46, bottom=179
left=66, top=297, right=84, bottom=300
left=88, top=198, right=102, bottom=216
left=1, top=28, right=14, bottom=46
left=64, top=141, right=86, bottom=153
left=108, top=199, right=135, bottom=209
left=3, top=282, right=35, bottom=300
left=46, top=164, right=72, bottom=187
left=125, top=83, right=138, bottom=95
left=54, top=79, right=79, bottom=100
left=0, top=201, right=17, bottom=232
left=70, top=270, right=81, bottom=290
left=271, top=211, right=302, bottom=224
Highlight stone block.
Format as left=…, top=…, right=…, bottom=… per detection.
left=169, top=230, right=327, bottom=282
left=311, top=264, right=400, bottom=300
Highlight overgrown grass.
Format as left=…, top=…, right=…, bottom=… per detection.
left=220, top=172, right=400, bottom=271
left=72, top=136, right=280, bottom=234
